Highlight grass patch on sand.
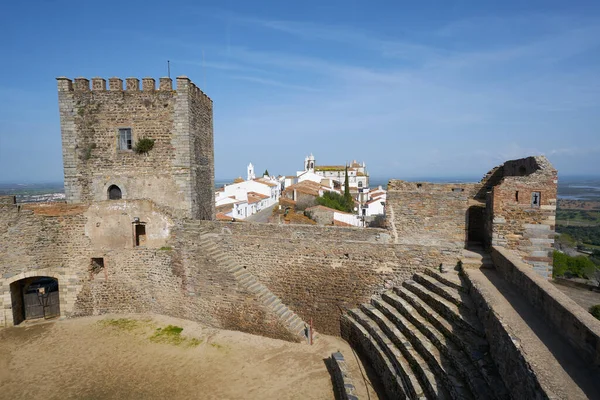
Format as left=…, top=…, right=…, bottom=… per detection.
left=99, top=318, right=140, bottom=331
left=149, top=325, right=202, bottom=347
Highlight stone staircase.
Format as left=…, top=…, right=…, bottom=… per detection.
left=341, top=267, right=509, bottom=399
left=195, top=231, right=308, bottom=341
left=460, top=246, right=493, bottom=269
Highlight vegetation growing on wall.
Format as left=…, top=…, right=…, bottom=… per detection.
left=82, top=143, right=97, bottom=161
left=134, top=138, right=155, bottom=154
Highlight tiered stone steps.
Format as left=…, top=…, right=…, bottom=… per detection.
left=342, top=268, right=509, bottom=400
left=461, top=247, right=493, bottom=269
left=196, top=232, right=308, bottom=340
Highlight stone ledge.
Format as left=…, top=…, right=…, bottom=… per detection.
left=492, top=246, right=600, bottom=366
left=328, top=352, right=359, bottom=400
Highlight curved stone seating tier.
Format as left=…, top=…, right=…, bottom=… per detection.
left=342, top=268, right=509, bottom=400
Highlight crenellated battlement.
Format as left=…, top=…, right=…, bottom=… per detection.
left=56, top=76, right=212, bottom=103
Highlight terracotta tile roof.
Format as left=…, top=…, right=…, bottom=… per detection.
left=284, top=180, right=323, bottom=197
left=247, top=191, right=269, bottom=204
left=216, top=212, right=233, bottom=221
left=248, top=191, right=269, bottom=199
left=333, top=219, right=354, bottom=227
left=233, top=177, right=244, bottom=183
left=216, top=204, right=234, bottom=213
left=279, top=197, right=297, bottom=207
left=255, top=178, right=277, bottom=187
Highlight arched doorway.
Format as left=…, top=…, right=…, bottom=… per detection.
left=108, top=185, right=122, bottom=200
left=10, top=276, right=60, bottom=325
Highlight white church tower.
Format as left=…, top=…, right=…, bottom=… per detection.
left=247, top=162, right=256, bottom=181
left=304, top=153, right=315, bottom=171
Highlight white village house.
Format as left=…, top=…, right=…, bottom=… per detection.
left=215, top=163, right=281, bottom=220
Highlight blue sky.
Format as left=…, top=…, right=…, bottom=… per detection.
left=1, top=0, right=599, bottom=183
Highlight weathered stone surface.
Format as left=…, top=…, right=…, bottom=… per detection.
left=56, top=76, right=214, bottom=220
left=386, top=181, right=481, bottom=248
left=486, top=156, right=558, bottom=275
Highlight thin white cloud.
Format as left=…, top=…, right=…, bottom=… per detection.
left=173, top=59, right=267, bottom=73
left=229, top=75, right=320, bottom=92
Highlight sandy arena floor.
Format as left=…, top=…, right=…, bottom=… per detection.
left=0, top=314, right=378, bottom=400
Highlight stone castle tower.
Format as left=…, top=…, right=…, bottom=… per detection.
left=56, top=76, right=215, bottom=220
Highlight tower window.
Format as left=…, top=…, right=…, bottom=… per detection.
left=108, top=185, right=122, bottom=200
left=118, top=128, right=132, bottom=150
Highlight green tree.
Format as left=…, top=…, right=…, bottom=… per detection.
left=343, top=165, right=353, bottom=206
left=263, top=169, right=270, bottom=177
left=553, top=250, right=598, bottom=278
left=316, top=191, right=354, bottom=213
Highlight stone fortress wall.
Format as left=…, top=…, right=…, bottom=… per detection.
left=57, top=76, right=214, bottom=220
left=1, top=193, right=450, bottom=338
left=386, top=155, right=557, bottom=277
left=386, top=181, right=481, bottom=248
left=0, top=196, right=294, bottom=340
left=484, top=156, right=558, bottom=277
left=191, top=221, right=460, bottom=335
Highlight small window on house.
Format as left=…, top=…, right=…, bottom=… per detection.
left=417, top=183, right=422, bottom=188
left=108, top=185, right=122, bottom=200
left=452, top=188, right=464, bottom=192
left=358, top=181, right=363, bottom=188
left=515, top=191, right=519, bottom=202
left=134, top=224, right=146, bottom=247
left=118, top=128, right=132, bottom=150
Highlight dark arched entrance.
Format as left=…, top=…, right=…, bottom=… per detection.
left=108, top=185, right=122, bottom=200
left=10, top=276, right=60, bottom=325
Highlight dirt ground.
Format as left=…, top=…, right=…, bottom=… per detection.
left=0, top=314, right=379, bottom=400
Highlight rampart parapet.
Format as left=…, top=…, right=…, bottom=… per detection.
left=56, top=76, right=212, bottom=105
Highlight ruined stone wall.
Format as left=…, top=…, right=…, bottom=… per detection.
left=488, top=156, right=557, bottom=277
left=57, top=76, right=214, bottom=219
left=386, top=181, right=480, bottom=248
left=0, top=199, right=298, bottom=340
left=0, top=198, right=179, bottom=327
left=193, top=221, right=461, bottom=335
